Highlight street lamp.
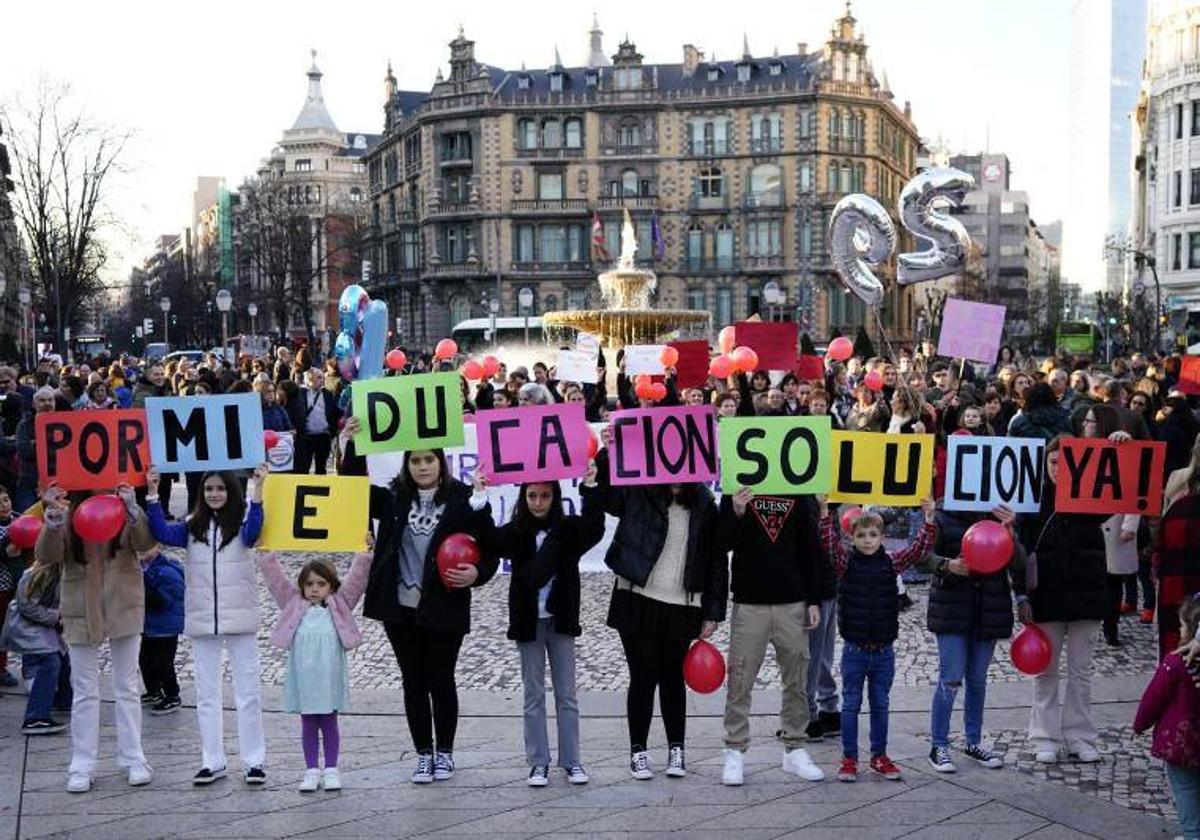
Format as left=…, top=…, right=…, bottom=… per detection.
left=215, top=289, right=232, bottom=360
left=1104, top=238, right=1162, bottom=354
left=488, top=297, right=500, bottom=350
left=518, top=287, right=533, bottom=346
left=17, top=286, right=32, bottom=371
left=247, top=302, right=258, bottom=335
left=762, top=281, right=781, bottom=322
left=159, top=296, right=172, bottom=346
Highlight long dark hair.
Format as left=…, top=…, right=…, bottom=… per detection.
left=391, top=449, right=453, bottom=503
left=187, top=471, right=247, bottom=549
left=511, top=481, right=563, bottom=532
left=1088, top=403, right=1122, bottom=439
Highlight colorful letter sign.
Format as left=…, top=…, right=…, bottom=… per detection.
left=1055, top=438, right=1166, bottom=514
left=145, top=393, right=265, bottom=471
left=259, top=474, right=370, bottom=551
left=828, top=431, right=934, bottom=506
left=35, top=410, right=150, bottom=491
left=608, top=405, right=718, bottom=486
left=475, top=404, right=591, bottom=484
left=351, top=372, right=464, bottom=454
left=943, top=435, right=1044, bottom=513
left=938, top=298, right=1007, bottom=363
left=718, top=416, right=832, bottom=495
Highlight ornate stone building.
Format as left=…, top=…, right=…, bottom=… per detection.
left=364, top=5, right=921, bottom=347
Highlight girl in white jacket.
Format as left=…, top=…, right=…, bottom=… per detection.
left=146, top=464, right=269, bottom=786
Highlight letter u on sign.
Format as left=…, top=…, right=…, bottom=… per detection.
left=145, top=393, right=266, bottom=471
left=258, top=475, right=370, bottom=551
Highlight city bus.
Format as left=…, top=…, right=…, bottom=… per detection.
left=1055, top=322, right=1098, bottom=356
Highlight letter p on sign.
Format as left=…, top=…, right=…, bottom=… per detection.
left=258, top=475, right=370, bottom=551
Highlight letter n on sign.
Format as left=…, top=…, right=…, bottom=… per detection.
left=258, top=475, right=370, bottom=551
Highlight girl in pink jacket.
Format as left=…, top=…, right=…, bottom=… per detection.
left=258, top=539, right=372, bottom=793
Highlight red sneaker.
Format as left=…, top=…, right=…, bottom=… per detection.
left=869, top=754, right=902, bottom=780
left=1120, top=602, right=1136, bottom=615
left=1139, top=608, right=1154, bottom=624
left=836, top=757, right=858, bottom=782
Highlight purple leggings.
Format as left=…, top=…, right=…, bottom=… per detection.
left=301, top=713, right=340, bottom=769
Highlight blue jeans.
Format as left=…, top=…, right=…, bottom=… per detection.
left=22, top=651, right=72, bottom=724
left=930, top=634, right=996, bottom=749
left=840, top=641, right=894, bottom=759
left=1169, top=764, right=1200, bottom=840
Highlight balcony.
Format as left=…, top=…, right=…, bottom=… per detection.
left=684, top=140, right=732, bottom=157
left=749, top=137, right=783, bottom=155
left=426, top=199, right=483, bottom=218
left=689, top=193, right=729, bottom=211
left=514, top=145, right=585, bottom=160
left=509, top=260, right=593, bottom=276
left=682, top=256, right=738, bottom=274
left=600, top=143, right=658, bottom=157
left=438, top=154, right=473, bottom=168
left=510, top=198, right=589, bottom=215
left=742, top=255, right=786, bottom=271
left=743, top=194, right=786, bottom=212
left=427, top=261, right=488, bottom=277
left=827, top=137, right=866, bottom=154
left=598, top=194, right=659, bottom=210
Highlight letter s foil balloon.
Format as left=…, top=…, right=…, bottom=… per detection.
left=356, top=299, right=389, bottom=382
left=896, top=167, right=975, bottom=285
left=828, top=194, right=895, bottom=308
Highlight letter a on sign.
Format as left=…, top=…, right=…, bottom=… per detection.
left=259, top=475, right=370, bottom=551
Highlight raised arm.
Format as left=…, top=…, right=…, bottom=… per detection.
left=338, top=550, right=374, bottom=611
left=256, top=552, right=294, bottom=608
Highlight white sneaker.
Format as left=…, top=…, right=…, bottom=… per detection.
left=1070, top=746, right=1101, bottom=764
left=127, top=763, right=153, bottom=787
left=564, top=765, right=589, bottom=785
left=630, top=750, right=653, bottom=780
left=299, top=768, right=321, bottom=792
left=665, top=745, right=687, bottom=778
left=782, top=748, right=825, bottom=781
left=322, top=767, right=342, bottom=791
left=66, top=772, right=92, bottom=793
left=1034, top=749, right=1059, bottom=764
left=722, top=749, right=744, bottom=786
left=528, top=765, right=549, bottom=787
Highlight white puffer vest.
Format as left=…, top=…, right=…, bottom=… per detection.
left=183, top=522, right=259, bottom=637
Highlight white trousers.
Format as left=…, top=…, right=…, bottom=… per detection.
left=67, top=635, right=146, bottom=776
left=191, top=633, right=266, bottom=771
left=1028, top=620, right=1101, bottom=754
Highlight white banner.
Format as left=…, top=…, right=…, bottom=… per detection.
left=555, top=349, right=599, bottom=384
left=623, top=344, right=666, bottom=376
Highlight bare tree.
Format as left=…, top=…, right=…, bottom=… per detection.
left=1, top=80, right=130, bottom=353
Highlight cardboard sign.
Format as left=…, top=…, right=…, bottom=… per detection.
left=266, top=433, right=295, bottom=473
left=475, top=404, right=591, bottom=484
left=668, top=340, right=711, bottom=389
left=828, top=431, right=934, bottom=506
left=259, top=474, right=370, bottom=551
left=608, top=405, right=718, bottom=486
left=623, top=345, right=666, bottom=376
left=555, top=349, right=599, bottom=385
left=795, top=355, right=825, bottom=382
left=938, top=299, right=1007, bottom=363
left=35, top=410, right=150, bottom=490
left=145, top=393, right=265, bottom=472
left=1178, top=355, right=1200, bottom=396
left=718, top=416, right=832, bottom=494
left=735, top=321, right=798, bottom=370
left=352, top=372, right=465, bottom=454
left=943, top=435, right=1044, bottom=513
left=1054, top=438, right=1167, bottom=514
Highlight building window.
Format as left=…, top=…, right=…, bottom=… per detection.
left=716, top=287, right=733, bottom=325
left=401, top=228, right=420, bottom=269
left=441, top=132, right=472, bottom=162
left=769, top=62, right=782, bottom=76
left=541, top=225, right=568, bottom=261
left=448, top=295, right=472, bottom=328
left=515, top=224, right=535, bottom=261
left=565, top=118, right=582, bottom=148
left=1191, top=169, right=1200, bottom=205
left=736, top=63, right=751, bottom=83
left=518, top=118, right=537, bottom=149
left=1192, top=100, right=1200, bottom=136
left=798, top=108, right=814, bottom=140
left=698, top=167, right=723, bottom=197
left=585, top=71, right=598, bottom=87
left=349, top=187, right=362, bottom=203
left=614, top=67, right=642, bottom=89
left=707, top=66, right=720, bottom=82
left=800, top=217, right=813, bottom=256
left=1173, top=233, right=1183, bottom=270
left=686, top=287, right=706, bottom=310
left=542, top=119, right=562, bottom=148
left=537, top=172, right=564, bottom=200
left=618, top=119, right=641, bottom=148
left=442, top=224, right=473, bottom=262
left=747, top=220, right=781, bottom=256
left=549, top=73, right=563, bottom=92
left=687, top=222, right=704, bottom=265
left=749, top=164, right=782, bottom=205
left=852, top=163, right=865, bottom=193
left=799, top=161, right=813, bottom=192
left=621, top=169, right=639, bottom=196
left=567, top=287, right=588, bottom=310
left=716, top=223, right=734, bottom=268
left=1175, top=170, right=1183, bottom=208
left=517, top=75, right=531, bottom=90
left=295, top=159, right=312, bottom=172
left=687, top=118, right=730, bottom=155
left=1190, top=232, right=1200, bottom=269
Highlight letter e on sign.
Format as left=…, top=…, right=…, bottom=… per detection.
left=259, top=475, right=370, bottom=551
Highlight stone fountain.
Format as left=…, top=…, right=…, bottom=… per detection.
left=542, top=211, right=711, bottom=346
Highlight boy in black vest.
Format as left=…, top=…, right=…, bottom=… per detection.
left=817, top=497, right=936, bottom=782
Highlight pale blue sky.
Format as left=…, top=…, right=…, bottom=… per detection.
left=2, top=0, right=1076, bottom=282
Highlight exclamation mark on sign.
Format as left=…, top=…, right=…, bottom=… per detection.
left=1136, top=447, right=1154, bottom=512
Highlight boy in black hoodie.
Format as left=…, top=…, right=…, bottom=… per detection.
left=717, top=488, right=826, bottom=786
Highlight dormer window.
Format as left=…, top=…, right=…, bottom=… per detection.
left=707, top=66, right=720, bottom=82
left=549, top=73, right=563, bottom=92
left=586, top=70, right=598, bottom=87
left=737, top=64, right=751, bottom=82
left=769, top=62, right=782, bottom=76
left=518, top=75, right=531, bottom=90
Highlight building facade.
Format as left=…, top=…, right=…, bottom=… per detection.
left=0, top=124, right=30, bottom=364
left=363, top=5, right=922, bottom=348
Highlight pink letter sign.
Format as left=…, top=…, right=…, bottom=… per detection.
left=608, top=405, right=718, bottom=486
left=939, top=298, right=1007, bottom=363
left=475, top=403, right=591, bottom=484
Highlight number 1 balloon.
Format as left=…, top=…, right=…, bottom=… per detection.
left=896, top=167, right=975, bottom=285
left=828, top=194, right=895, bottom=308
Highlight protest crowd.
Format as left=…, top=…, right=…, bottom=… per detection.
left=0, top=323, right=1198, bottom=836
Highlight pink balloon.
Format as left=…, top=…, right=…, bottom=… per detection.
left=839, top=506, right=864, bottom=536
left=72, top=495, right=125, bottom=543
left=462, top=360, right=484, bottom=380
left=718, top=326, right=737, bottom=355
left=8, top=515, right=42, bottom=550
left=863, top=370, right=884, bottom=391
left=732, top=346, right=759, bottom=372
left=827, top=336, right=854, bottom=362
left=649, top=383, right=667, bottom=402
left=434, top=339, right=458, bottom=361
left=385, top=349, right=407, bottom=371
left=962, top=520, right=1013, bottom=575
left=709, top=355, right=733, bottom=379
left=684, top=640, right=726, bottom=693
left=1010, top=624, right=1052, bottom=676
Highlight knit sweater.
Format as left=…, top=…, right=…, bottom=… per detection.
left=618, top=503, right=692, bottom=606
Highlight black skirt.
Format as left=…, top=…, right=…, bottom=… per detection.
left=606, top=583, right=702, bottom=642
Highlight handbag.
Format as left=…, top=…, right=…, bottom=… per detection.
left=1102, top=514, right=1139, bottom=575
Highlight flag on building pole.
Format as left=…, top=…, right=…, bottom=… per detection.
left=651, top=211, right=666, bottom=261
left=591, top=211, right=610, bottom=263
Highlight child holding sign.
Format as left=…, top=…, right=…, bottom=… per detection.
left=145, top=464, right=270, bottom=786
left=259, top=543, right=373, bottom=792
left=817, top=496, right=936, bottom=782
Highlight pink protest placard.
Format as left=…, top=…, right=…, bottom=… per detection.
left=475, top=403, right=591, bottom=484
left=938, top=299, right=1007, bottom=363
left=608, top=405, right=719, bottom=486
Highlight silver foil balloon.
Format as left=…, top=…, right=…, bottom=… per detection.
left=896, top=167, right=975, bottom=285
left=828, top=194, right=896, bottom=308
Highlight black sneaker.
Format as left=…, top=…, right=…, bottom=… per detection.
left=527, top=765, right=549, bottom=787
left=21, top=718, right=66, bottom=735
left=193, top=766, right=227, bottom=785
left=928, top=745, right=957, bottom=774
left=244, top=766, right=267, bottom=785
left=150, top=696, right=181, bottom=716
left=963, top=744, right=1003, bottom=769
left=819, top=710, right=842, bottom=736
left=805, top=720, right=825, bottom=742
left=140, top=690, right=163, bottom=706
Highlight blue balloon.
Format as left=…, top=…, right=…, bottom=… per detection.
left=356, top=300, right=388, bottom=382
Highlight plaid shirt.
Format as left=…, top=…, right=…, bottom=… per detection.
left=818, top=514, right=936, bottom=579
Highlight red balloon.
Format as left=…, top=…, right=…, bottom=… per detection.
left=462, top=360, right=484, bottom=380
left=481, top=355, right=501, bottom=378
left=8, top=515, right=42, bottom=550
left=434, top=338, right=458, bottom=361
left=660, top=346, right=680, bottom=368
left=863, top=370, right=884, bottom=391
left=436, top=533, right=481, bottom=589
left=962, top=520, right=1013, bottom=575
left=839, top=505, right=864, bottom=536
left=649, top=383, right=667, bottom=402
left=72, top=495, right=126, bottom=544
left=263, top=430, right=281, bottom=451
left=709, top=355, right=734, bottom=379
left=827, top=336, right=854, bottom=362
left=732, top=346, right=759, bottom=372
left=1010, top=624, right=1053, bottom=676
left=586, top=432, right=599, bottom=460
left=385, top=349, right=407, bottom=371
left=635, top=380, right=655, bottom=401
left=683, top=639, right=726, bottom=694
left=718, top=326, right=737, bottom=355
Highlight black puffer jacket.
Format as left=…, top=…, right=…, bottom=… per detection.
left=926, top=508, right=1025, bottom=640
left=1019, top=485, right=1107, bottom=623
left=595, top=451, right=727, bottom=622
